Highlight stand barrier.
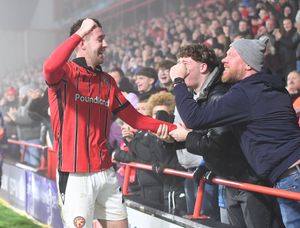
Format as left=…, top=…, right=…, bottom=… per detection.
left=5, top=139, right=300, bottom=225
left=7, top=139, right=48, bottom=172
left=121, top=162, right=300, bottom=219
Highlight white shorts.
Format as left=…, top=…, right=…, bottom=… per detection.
left=57, top=167, right=127, bottom=228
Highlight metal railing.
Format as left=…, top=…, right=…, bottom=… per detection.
left=6, top=139, right=300, bottom=220
left=7, top=139, right=48, bottom=171
left=120, top=162, right=300, bottom=219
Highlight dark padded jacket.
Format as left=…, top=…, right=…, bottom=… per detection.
left=184, top=65, right=259, bottom=182
left=114, top=131, right=162, bottom=186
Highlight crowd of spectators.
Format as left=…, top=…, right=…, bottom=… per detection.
left=1, top=0, right=300, bottom=99
left=102, top=0, right=300, bottom=82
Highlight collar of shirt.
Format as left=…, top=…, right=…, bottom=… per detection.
left=72, top=57, right=102, bottom=74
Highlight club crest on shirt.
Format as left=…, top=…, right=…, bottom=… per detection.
left=102, top=76, right=110, bottom=87
left=73, top=216, right=86, bottom=228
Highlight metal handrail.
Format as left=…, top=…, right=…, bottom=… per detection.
left=6, top=139, right=300, bottom=219
left=120, top=161, right=300, bottom=219
left=7, top=139, right=48, bottom=150
left=7, top=139, right=48, bottom=170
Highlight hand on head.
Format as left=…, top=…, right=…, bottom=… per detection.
left=76, top=18, right=97, bottom=38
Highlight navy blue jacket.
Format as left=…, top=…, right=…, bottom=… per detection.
left=174, top=71, right=300, bottom=183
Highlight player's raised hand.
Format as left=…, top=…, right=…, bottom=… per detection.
left=76, top=18, right=97, bottom=38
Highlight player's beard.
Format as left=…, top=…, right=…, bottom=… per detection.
left=95, top=50, right=104, bottom=65
left=89, top=48, right=104, bottom=66
left=98, top=51, right=105, bottom=64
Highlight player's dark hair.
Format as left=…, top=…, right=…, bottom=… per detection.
left=69, top=18, right=102, bottom=36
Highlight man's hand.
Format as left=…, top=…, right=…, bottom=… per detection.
left=0, top=98, right=6, bottom=106
left=152, top=163, right=166, bottom=175
left=28, top=89, right=41, bottom=100
left=111, top=151, right=116, bottom=161
left=75, top=18, right=97, bottom=38
left=170, top=62, right=189, bottom=81
left=6, top=107, right=17, bottom=121
left=169, top=123, right=191, bottom=142
left=156, top=124, right=174, bottom=143
left=121, top=124, right=136, bottom=143
left=273, top=28, right=282, bottom=41
left=193, top=165, right=208, bottom=185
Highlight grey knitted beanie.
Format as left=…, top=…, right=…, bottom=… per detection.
left=230, top=36, right=269, bottom=72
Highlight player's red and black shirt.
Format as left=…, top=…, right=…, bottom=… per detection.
left=44, top=34, right=176, bottom=173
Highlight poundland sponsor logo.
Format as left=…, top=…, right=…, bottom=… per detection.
left=75, top=93, right=109, bottom=107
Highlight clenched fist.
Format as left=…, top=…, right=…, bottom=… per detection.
left=76, top=18, right=98, bottom=38
left=170, top=62, right=189, bottom=81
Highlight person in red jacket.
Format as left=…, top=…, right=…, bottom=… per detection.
left=43, top=18, right=175, bottom=228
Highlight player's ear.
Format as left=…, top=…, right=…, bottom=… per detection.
left=78, top=39, right=86, bottom=51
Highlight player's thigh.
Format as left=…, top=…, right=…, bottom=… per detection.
left=57, top=172, right=96, bottom=228
left=94, top=167, right=127, bottom=221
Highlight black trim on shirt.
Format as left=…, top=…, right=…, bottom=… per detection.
left=112, top=101, right=131, bottom=115
left=56, top=88, right=64, bottom=170
left=45, top=80, right=61, bottom=87
left=74, top=69, right=79, bottom=172
left=45, top=76, right=68, bottom=88
left=115, top=95, right=123, bottom=106
left=104, top=82, right=111, bottom=138
left=86, top=78, right=92, bottom=172
left=72, top=57, right=102, bottom=73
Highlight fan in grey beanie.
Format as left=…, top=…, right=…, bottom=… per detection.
left=230, top=36, right=269, bottom=72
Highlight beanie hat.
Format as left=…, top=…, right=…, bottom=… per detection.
left=135, top=67, right=158, bottom=81
left=230, top=36, right=269, bottom=72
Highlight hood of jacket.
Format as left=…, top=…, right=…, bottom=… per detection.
left=242, top=69, right=286, bottom=91
left=195, top=63, right=224, bottom=102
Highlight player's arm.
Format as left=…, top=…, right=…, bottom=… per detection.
left=43, top=18, right=97, bottom=85
left=43, top=35, right=81, bottom=85
left=116, top=103, right=176, bottom=133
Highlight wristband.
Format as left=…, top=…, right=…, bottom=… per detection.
left=173, top=77, right=185, bottom=86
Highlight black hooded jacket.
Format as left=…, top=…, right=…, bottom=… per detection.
left=114, top=131, right=163, bottom=186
